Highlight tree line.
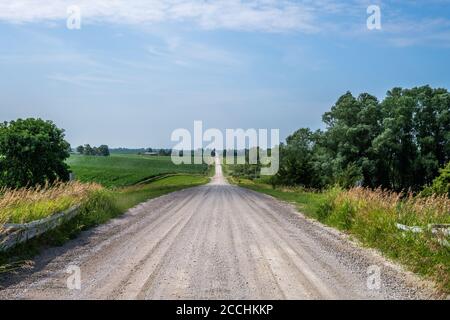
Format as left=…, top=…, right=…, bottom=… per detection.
left=76, top=144, right=110, bottom=156
left=2, top=85, right=449, bottom=193
left=273, top=85, right=450, bottom=192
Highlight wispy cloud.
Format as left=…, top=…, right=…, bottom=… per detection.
left=47, top=73, right=126, bottom=88
left=0, top=52, right=97, bottom=65
left=0, top=0, right=319, bottom=33
left=146, top=37, right=242, bottom=67
left=382, top=17, right=450, bottom=47
left=0, top=1, right=449, bottom=47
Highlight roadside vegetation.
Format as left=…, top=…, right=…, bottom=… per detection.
left=229, top=175, right=450, bottom=294
left=0, top=181, right=101, bottom=224
left=0, top=175, right=209, bottom=269
left=0, top=176, right=210, bottom=226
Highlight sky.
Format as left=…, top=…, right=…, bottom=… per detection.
left=1, top=0, right=450, bottom=148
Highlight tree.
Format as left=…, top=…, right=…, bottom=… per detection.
left=275, top=85, right=450, bottom=191
left=274, top=128, right=317, bottom=187
left=98, top=145, right=110, bottom=156
left=322, top=92, right=382, bottom=188
left=406, top=86, right=450, bottom=186
left=372, top=88, right=418, bottom=190
left=77, top=144, right=110, bottom=156
left=158, top=149, right=171, bottom=156
left=0, top=118, right=71, bottom=188
left=83, top=144, right=94, bottom=156
left=373, top=86, right=450, bottom=191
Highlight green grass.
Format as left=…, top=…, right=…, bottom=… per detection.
left=232, top=177, right=450, bottom=295
left=67, top=154, right=207, bottom=187
left=112, top=175, right=209, bottom=212
left=7, top=196, right=74, bottom=224
left=230, top=177, right=325, bottom=218
left=67, top=175, right=208, bottom=230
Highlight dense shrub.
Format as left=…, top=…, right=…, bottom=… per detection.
left=0, top=118, right=71, bottom=188
left=422, top=162, right=450, bottom=197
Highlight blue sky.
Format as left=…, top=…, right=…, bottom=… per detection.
left=1, top=0, right=450, bottom=148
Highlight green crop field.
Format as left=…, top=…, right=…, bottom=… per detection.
left=67, top=154, right=208, bottom=187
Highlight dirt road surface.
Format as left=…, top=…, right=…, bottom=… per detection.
left=0, top=158, right=437, bottom=299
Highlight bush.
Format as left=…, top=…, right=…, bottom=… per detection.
left=422, top=162, right=450, bottom=197
left=0, top=118, right=71, bottom=188
left=335, top=163, right=363, bottom=189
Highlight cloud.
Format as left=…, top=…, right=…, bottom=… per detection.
left=0, top=0, right=319, bottom=33
left=1, top=0, right=449, bottom=47
left=382, top=17, right=450, bottom=47
left=47, top=72, right=127, bottom=88
left=146, top=37, right=242, bottom=67
left=0, top=52, right=97, bottom=66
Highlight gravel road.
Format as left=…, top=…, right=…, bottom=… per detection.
left=0, top=158, right=437, bottom=299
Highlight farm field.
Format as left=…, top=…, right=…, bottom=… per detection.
left=67, top=154, right=207, bottom=187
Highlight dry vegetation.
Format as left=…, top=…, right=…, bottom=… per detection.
left=0, top=175, right=209, bottom=262
left=321, top=187, right=450, bottom=293
left=235, top=178, right=450, bottom=294
left=330, top=187, right=450, bottom=225
left=0, top=181, right=102, bottom=225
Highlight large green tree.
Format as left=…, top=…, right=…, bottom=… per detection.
left=274, top=128, right=327, bottom=188
left=322, top=92, right=382, bottom=188
left=0, top=118, right=71, bottom=188
left=274, top=85, right=450, bottom=192
left=374, top=86, right=450, bottom=190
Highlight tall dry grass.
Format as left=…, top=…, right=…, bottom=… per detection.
left=0, top=181, right=102, bottom=225
left=320, top=186, right=450, bottom=293
left=333, top=187, right=450, bottom=225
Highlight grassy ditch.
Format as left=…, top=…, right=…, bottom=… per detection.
left=232, top=177, right=450, bottom=294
